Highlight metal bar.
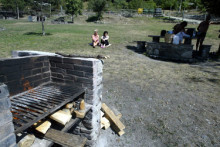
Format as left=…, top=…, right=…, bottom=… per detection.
left=30, top=91, right=67, bottom=102
left=11, top=105, right=41, bottom=117
left=11, top=108, right=36, bottom=120
left=28, top=88, right=65, bottom=101
left=11, top=101, right=44, bottom=114
left=13, top=119, right=24, bottom=127
left=13, top=96, right=52, bottom=109
left=17, top=95, right=53, bottom=106
left=26, top=92, right=62, bottom=103
left=24, top=93, right=61, bottom=104
left=12, top=113, right=32, bottom=122
left=39, top=85, right=76, bottom=94
left=35, top=87, right=66, bottom=95
left=13, top=123, right=21, bottom=129
left=38, top=88, right=75, bottom=97
left=11, top=99, right=48, bottom=111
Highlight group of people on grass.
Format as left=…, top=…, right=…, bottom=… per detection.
left=91, top=29, right=111, bottom=48
left=90, top=15, right=212, bottom=52
left=169, top=14, right=211, bottom=51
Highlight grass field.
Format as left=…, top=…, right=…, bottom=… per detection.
left=0, top=15, right=219, bottom=58
left=0, top=15, right=220, bottom=146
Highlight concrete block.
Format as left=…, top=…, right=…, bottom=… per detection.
left=0, top=122, right=14, bottom=139
left=0, top=110, right=13, bottom=126
left=0, top=98, right=11, bottom=110
left=0, top=133, right=16, bottom=147
left=0, top=84, right=9, bottom=99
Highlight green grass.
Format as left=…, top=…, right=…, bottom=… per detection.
left=0, top=15, right=219, bottom=58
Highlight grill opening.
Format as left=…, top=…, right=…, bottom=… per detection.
left=10, top=82, right=85, bottom=134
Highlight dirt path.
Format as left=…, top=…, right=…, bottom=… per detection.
left=97, top=43, right=220, bottom=147
left=164, top=15, right=202, bottom=24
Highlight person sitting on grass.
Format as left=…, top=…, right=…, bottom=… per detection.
left=101, top=31, right=111, bottom=48
left=92, top=29, right=99, bottom=48
left=196, top=14, right=211, bottom=52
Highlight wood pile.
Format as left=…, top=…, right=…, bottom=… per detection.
left=17, top=99, right=88, bottom=147
left=101, top=103, right=125, bottom=136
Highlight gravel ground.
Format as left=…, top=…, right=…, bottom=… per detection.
left=97, top=43, right=220, bottom=147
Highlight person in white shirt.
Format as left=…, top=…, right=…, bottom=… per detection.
left=101, top=31, right=111, bottom=48
left=172, top=21, right=190, bottom=44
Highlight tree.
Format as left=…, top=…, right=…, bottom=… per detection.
left=143, top=0, right=156, bottom=9
left=201, top=0, right=220, bottom=16
left=154, top=0, right=162, bottom=6
left=161, top=0, right=176, bottom=10
left=88, top=0, right=107, bottom=20
left=30, top=0, right=52, bottom=36
left=128, top=0, right=156, bottom=9
left=0, top=0, right=25, bottom=19
left=113, top=0, right=128, bottom=9
left=65, top=0, right=83, bottom=23
left=128, top=0, right=143, bottom=9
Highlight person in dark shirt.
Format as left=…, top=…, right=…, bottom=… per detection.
left=196, top=15, right=211, bottom=51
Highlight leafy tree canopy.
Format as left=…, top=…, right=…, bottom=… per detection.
left=0, top=0, right=25, bottom=11
left=88, top=0, right=107, bottom=20
left=128, top=0, right=156, bottom=9
left=201, top=0, right=220, bottom=16
left=66, top=0, right=83, bottom=22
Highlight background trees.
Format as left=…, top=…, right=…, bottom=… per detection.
left=0, top=0, right=25, bottom=19
left=88, top=0, right=106, bottom=20
left=128, top=0, right=156, bottom=9
left=201, top=0, right=220, bottom=16
left=113, top=0, right=128, bottom=9
left=65, top=0, right=83, bottom=23
left=1, top=0, right=216, bottom=19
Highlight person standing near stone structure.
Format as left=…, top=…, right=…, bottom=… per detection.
left=196, top=15, right=211, bottom=52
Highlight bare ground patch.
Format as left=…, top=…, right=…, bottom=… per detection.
left=100, top=43, right=220, bottom=147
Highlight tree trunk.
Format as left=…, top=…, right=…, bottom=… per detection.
left=42, top=18, right=45, bottom=36
left=41, top=0, right=45, bottom=36
left=72, top=15, right=74, bottom=23
left=17, top=6, right=19, bottom=19
left=169, top=6, right=171, bottom=19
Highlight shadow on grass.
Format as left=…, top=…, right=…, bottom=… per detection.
left=86, top=16, right=99, bottom=22
left=126, top=45, right=145, bottom=54
left=24, top=32, right=52, bottom=36
left=207, top=78, right=220, bottom=84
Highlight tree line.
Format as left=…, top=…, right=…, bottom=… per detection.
left=0, top=0, right=219, bottom=20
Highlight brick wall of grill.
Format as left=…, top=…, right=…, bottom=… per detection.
left=0, top=56, right=51, bottom=96
left=0, top=53, right=103, bottom=147
left=0, top=84, right=16, bottom=147
left=49, top=56, right=103, bottom=146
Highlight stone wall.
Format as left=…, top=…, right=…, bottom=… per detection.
left=146, top=42, right=193, bottom=62
left=0, top=56, right=50, bottom=96
left=0, top=84, right=17, bottom=147
left=10, top=51, right=103, bottom=147
left=49, top=56, right=103, bottom=146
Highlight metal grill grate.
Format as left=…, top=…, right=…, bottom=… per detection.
left=10, top=82, right=84, bottom=133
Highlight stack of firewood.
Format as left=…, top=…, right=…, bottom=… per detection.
left=100, top=103, right=125, bottom=136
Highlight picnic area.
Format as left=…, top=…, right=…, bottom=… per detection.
left=1, top=14, right=220, bottom=146
left=0, top=0, right=220, bottom=146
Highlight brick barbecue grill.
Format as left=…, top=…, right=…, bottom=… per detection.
left=11, top=82, right=84, bottom=133
left=0, top=52, right=103, bottom=147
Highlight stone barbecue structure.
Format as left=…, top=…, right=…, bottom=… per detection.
left=146, top=42, right=193, bottom=62
left=0, top=51, right=103, bottom=147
